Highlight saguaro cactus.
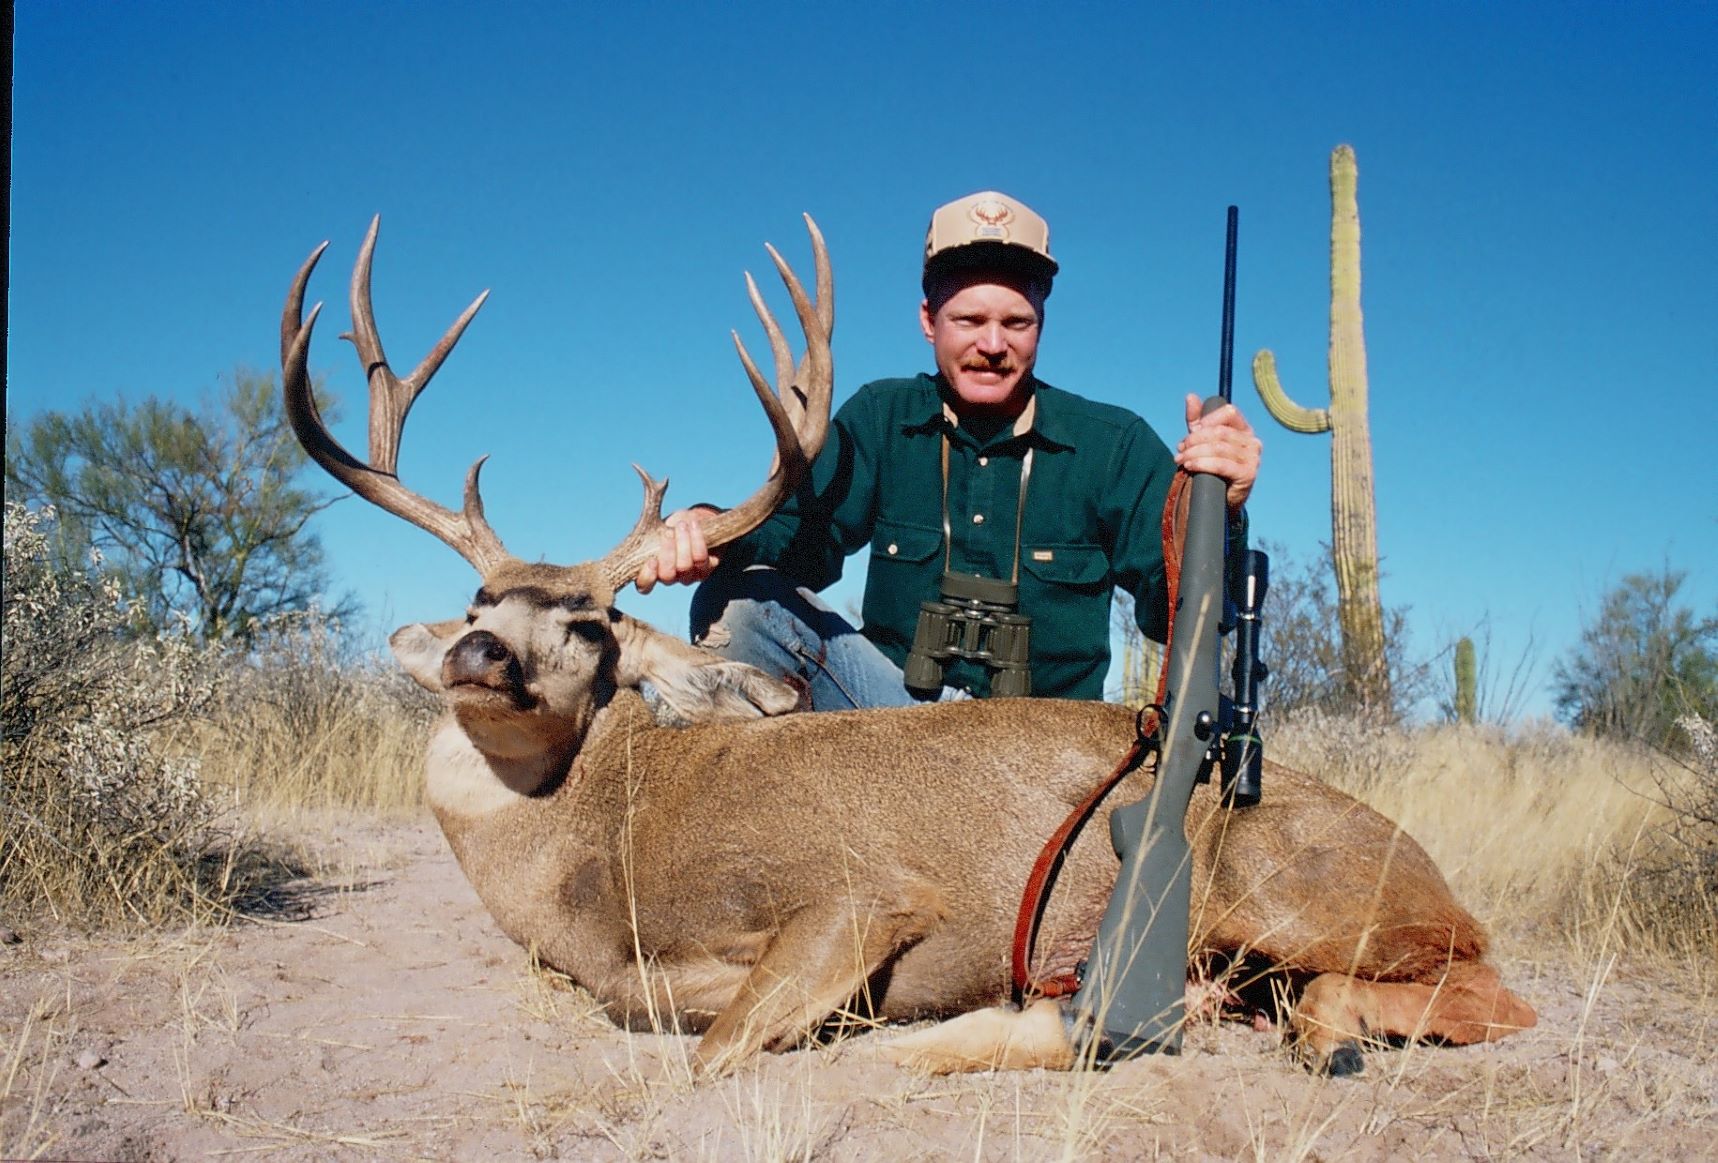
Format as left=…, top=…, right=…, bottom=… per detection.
left=1253, top=144, right=1393, bottom=713
left=1453, top=636, right=1478, bottom=725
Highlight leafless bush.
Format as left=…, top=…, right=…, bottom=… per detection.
left=1254, top=542, right=1427, bottom=725
left=1616, top=714, right=1718, bottom=956
left=1, top=503, right=295, bottom=927
left=1429, top=621, right=1542, bottom=726
left=222, top=608, right=435, bottom=740
left=1108, top=542, right=1427, bottom=722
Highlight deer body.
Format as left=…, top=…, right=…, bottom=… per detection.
left=431, top=696, right=1134, bottom=1029
left=417, top=684, right=1527, bottom=1072
left=282, top=219, right=1533, bottom=1076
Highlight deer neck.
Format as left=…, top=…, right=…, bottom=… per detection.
left=423, top=715, right=584, bottom=817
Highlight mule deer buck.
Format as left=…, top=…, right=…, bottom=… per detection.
left=280, top=217, right=1535, bottom=1077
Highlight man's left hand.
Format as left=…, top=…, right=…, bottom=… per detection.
left=1176, top=394, right=1261, bottom=513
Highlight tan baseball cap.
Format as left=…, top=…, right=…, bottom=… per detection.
left=923, top=191, right=1059, bottom=284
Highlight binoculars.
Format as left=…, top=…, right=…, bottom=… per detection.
left=903, top=572, right=1033, bottom=698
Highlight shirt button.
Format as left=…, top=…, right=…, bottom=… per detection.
left=978, top=456, right=989, bottom=467
left=972, top=514, right=986, bottom=525
left=887, top=543, right=899, bottom=555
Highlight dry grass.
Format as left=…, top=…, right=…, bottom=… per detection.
left=1, top=996, right=66, bottom=1160
left=1272, top=711, right=1718, bottom=966
left=0, top=761, right=305, bottom=931
left=6, top=569, right=1715, bottom=1157
left=166, top=612, right=433, bottom=817
left=176, top=679, right=429, bottom=818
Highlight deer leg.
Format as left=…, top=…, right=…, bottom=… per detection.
left=883, top=975, right=1247, bottom=1075
left=692, top=884, right=943, bottom=1076
left=1292, top=962, right=1538, bottom=1076
left=881, top=998, right=1077, bottom=1075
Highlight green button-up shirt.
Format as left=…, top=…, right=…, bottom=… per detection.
left=723, top=373, right=1236, bottom=700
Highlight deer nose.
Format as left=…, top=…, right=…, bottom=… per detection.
left=443, top=629, right=522, bottom=689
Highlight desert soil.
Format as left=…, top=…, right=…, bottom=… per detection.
left=3, top=815, right=1714, bottom=1161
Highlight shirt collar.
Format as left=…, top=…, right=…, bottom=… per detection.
left=906, top=374, right=1077, bottom=452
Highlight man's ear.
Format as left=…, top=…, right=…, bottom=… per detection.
left=611, top=613, right=798, bottom=721
left=920, top=298, right=936, bottom=344
left=389, top=620, right=463, bottom=692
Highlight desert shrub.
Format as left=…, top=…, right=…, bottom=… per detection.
left=1107, top=542, right=1428, bottom=725
left=1430, top=622, right=1541, bottom=726
left=178, top=609, right=436, bottom=813
left=4, top=371, right=351, bottom=639
left=1612, top=714, right=1718, bottom=958
left=1110, top=542, right=1426, bottom=720
left=1254, top=542, right=1427, bottom=724
left=1, top=503, right=294, bottom=927
left=1552, top=567, right=1717, bottom=754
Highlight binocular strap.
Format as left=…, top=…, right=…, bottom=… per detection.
left=940, top=429, right=1034, bottom=584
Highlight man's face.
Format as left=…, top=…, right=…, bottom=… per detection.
left=920, top=272, right=1043, bottom=419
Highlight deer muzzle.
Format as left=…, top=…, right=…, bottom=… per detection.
left=443, top=630, right=531, bottom=707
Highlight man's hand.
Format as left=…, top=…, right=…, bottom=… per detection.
left=635, top=506, right=722, bottom=594
left=1176, top=394, right=1261, bottom=513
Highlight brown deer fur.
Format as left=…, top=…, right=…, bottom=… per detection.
left=287, top=220, right=1533, bottom=1078
left=391, top=569, right=1536, bottom=1077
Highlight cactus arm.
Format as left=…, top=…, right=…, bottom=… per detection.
left=1252, top=349, right=1332, bottom=434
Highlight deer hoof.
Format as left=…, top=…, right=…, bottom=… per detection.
left=1322, top=1041, right=1366, bottom=1078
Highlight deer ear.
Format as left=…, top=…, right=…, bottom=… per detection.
left=389, top=620, right=464, bottom=692
left=612, top=614, right=799, bottom=722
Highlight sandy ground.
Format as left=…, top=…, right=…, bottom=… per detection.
left=4, top=815, right=1715, bottom=1161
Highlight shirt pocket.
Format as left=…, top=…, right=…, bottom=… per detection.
left=1020, top=544, right=1110, bottom=593
left=863, top=518, right=943, bottom=650
left=1019, top=543, right=1113, bottom=667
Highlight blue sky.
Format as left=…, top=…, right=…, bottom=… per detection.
left=10, top=2, right=1715, bottom=719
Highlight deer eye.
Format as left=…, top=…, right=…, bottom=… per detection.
left=565, top=619, right=606, bottom=644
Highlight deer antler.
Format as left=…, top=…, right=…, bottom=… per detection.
left=280, top=217, right=513, bottom=576
left=595, top=215, right=835, bottom=591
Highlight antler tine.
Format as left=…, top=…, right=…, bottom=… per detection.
left=781, top=216, right=834, bottom=430
left=763, top=230, right=833, bottom=451
left=805, top=213, right=833, bottom=336
left=280, top=224, right=512, bottom=578
left=282, top=241, right=331, bottom=367
left=746, top=269, right=796, bottom=407
left=342, top=216, right=491, bottom=476
left=727, top=325, right=815, bottom=485
left=457, top=458, right=513, bottom=575
left=596, top=216, right=834, bottom=592
left=593, top=466, right=676, bottom=592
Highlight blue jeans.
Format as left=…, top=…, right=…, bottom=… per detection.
left=689, top=566, right=964, bottom=712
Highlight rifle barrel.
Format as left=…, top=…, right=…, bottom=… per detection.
left=1218, top=205, right=1238, bottom=403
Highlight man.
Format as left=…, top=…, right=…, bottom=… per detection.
left=637, top=191, right=1261, bottom=708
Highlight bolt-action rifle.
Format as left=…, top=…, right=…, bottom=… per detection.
left=1071, top=206, right=1269, bottom=1061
